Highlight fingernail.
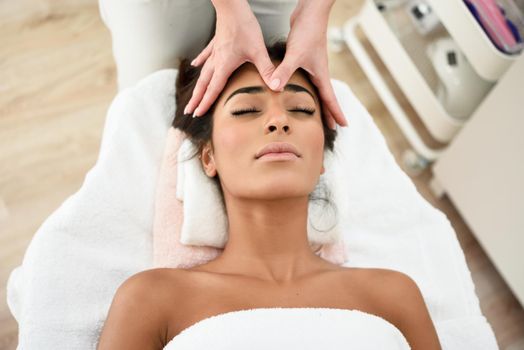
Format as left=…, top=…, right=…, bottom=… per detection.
left=190, top=59, right=197, bottom=67
left=184, top=105, right=190, bottom=114
left=192, top=111, right=198, bottom=118
left=270, top=78, right=280, bottom=90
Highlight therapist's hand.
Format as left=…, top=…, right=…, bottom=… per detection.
left=184, top=0, right=276, bottom=118
left=269, top=0, right=348, bottom=129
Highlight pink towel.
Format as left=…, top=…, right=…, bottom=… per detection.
left=152, top=127, right=348, bottom=269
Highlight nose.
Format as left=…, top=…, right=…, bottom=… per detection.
left=265, top=111, right=290, bottom=134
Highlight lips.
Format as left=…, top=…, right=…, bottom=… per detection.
left=255, top=142, right=301, bottom=159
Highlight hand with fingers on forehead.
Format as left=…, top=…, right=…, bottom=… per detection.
left=184, top=0, right=348, bottom=130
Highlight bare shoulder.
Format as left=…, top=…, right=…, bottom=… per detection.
left=119, top=268, right=197, bottom=310
left=359, top=268, right=442, bottom=350
left=114, top=268, right=184, bottom=302
left=97, top=268, right=187, bottom=350
left=122, top=267, right=187, bottom=289
left=120, top=268, right=171, bottom=288
left=336, top=266, right=412, bottom=291
left=339, top=267, right=425, bottom=303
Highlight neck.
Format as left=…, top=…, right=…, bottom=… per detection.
left=212, top=194, right=323, bottom=284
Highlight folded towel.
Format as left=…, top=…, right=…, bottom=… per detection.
left=6, top=69, right=498, bottom=349
left=151, top=124, right=348, bottom=269
left=163, top=307, right=411, bottom=350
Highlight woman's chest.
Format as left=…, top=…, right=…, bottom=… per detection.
left=162, top=268, right=394, bottom=344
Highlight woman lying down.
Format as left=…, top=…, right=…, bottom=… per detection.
left=96, top=41, right=442, bottom=350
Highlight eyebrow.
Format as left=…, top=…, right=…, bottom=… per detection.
left=224, top=84, right=316, bottom=106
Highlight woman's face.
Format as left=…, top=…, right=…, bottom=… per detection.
left=201, top=62, right=325, bottom=201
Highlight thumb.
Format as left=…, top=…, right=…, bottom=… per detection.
left=267, top=55, right=298, bottom=92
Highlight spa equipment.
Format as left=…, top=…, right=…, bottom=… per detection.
left=426, top=37, right=493, bottom=120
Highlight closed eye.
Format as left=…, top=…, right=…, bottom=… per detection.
left=231, top=106, right=316, bottom=116
left=231, top=107, right=259, bottom=116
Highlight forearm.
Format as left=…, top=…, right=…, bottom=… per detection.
left=211, top=0, right=252, bottom=17
left=296, top=0, right=336, bottom=15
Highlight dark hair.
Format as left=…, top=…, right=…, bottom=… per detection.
left=172, top=39, right=338, bottom=232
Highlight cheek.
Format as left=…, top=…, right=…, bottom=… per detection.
left=304, top=121, right=325, bottom=164
left=213, top=123, right=253, bottom=165
left=220, top=127, right=246, bottom=151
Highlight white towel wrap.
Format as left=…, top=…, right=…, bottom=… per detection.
left=163, top=308, right=412, bottom=350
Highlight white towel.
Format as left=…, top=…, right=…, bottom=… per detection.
left=175, top=136, right=344, bottom=247
left=6, top=69, right=499, bottom=349
left=163, top=308, right=412, bottom=350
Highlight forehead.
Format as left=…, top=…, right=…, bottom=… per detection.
left=217, top=62, right=318, bottom=104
